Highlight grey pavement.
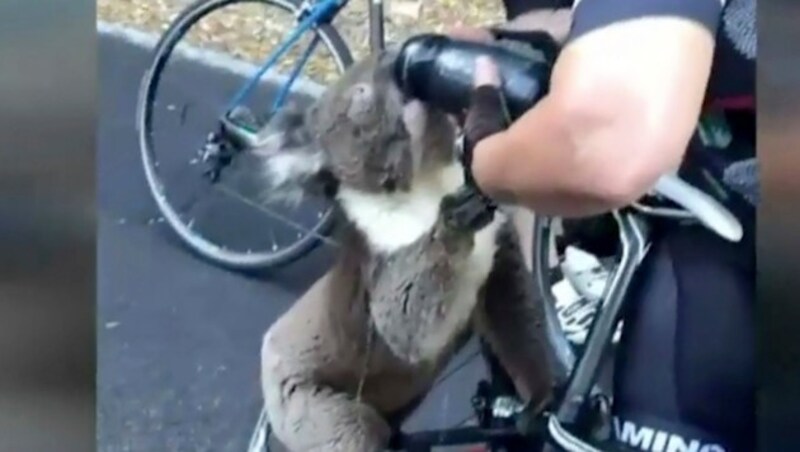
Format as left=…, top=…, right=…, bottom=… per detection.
left=97, top=31, right=486, bottom=452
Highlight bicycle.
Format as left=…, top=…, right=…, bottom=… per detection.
left=246, top=169, right=745, bottom=451
left=137, top=0, right=388, bottom=271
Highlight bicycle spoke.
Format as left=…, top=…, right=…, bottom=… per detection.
left=268, top=225, right=280, bottom=252
left=174, top=181, right=213, bottom=225
left=164, top=161, right=337, bottom=249
left=212, top=182, right=340, bottom=248
left=149, top=113, right=338, bottom=252
left=145, top=157, right=207, bottom=220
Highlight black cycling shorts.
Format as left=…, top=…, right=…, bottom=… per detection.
left=613, top=216, right=755, bottom=452
left=501, top=0, right=725, bottom=39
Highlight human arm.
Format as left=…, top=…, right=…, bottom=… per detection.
left=469, top=1, right=724, bottom=217
left=449, top=7, right=573, bottom=45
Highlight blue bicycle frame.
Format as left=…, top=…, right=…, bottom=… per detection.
left=224, top=0, right=349, bottom=131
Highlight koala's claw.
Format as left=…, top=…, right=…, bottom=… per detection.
left=441, top=186, right=497, bottom=232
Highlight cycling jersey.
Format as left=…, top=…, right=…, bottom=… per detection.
left=502, top=0, right=755, bottom=112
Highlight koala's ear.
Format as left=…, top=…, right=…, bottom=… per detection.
left=251, top=103, right=335, bottom=206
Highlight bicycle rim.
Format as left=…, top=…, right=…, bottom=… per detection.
left=137, top=0, right=353, bottom=271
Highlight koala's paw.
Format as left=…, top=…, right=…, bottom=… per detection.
left=440, top=185, right=496, bottom=233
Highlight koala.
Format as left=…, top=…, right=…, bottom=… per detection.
left=255, top=50, right=554, bottom=452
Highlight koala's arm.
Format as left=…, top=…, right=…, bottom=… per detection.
left=367, top=222, right=471, bottom=364
left=472, top=224, right=554, bottom=410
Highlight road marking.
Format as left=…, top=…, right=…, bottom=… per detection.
left=97, top=20, right=326, bottom=98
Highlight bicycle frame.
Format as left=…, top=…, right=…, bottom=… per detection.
left=221, top=0, right=386, bottom=147
left=545, top=210, right=649, bottom=452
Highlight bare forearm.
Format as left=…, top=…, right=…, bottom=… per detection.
left=471, top=94, right=646, bottom=217
left=471, top=17, right=715, bottom=217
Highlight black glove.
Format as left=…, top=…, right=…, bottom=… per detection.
left=462, top=84, right=512, bottom=173
left=441, top=84, right=511, bottom=232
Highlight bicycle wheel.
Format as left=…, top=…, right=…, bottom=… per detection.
left=137, top=0, right=353, bottom=271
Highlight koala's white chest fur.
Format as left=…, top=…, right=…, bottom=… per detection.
left=336, top=163, right=466, bottom=254
left=338, top=162, right=505, bottom=360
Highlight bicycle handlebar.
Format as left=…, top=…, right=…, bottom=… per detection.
left=647, top=174, right=742, bottom=242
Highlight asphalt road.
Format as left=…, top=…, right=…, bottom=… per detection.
left=97, top=29, right=486, bottom=452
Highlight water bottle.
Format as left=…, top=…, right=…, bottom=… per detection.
left=393, top=33, right=554, bottom=120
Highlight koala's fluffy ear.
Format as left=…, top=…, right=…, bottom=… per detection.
left=251, top=103, right=336, bottom=206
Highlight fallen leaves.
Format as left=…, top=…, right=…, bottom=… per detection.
left=98, top=0, right=504, bottom=82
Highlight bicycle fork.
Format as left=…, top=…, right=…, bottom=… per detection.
left=545, top=210, right=650, bottom=452
left=224, top=0, right=346, bottom=131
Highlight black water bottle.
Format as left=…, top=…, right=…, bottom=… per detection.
left=393, top=33, right=553, bottom=120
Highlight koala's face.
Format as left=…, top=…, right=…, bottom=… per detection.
left=253, top=50, right=457, bottom=205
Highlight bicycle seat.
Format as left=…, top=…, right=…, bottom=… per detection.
left=640, top=173, right=743, bottom=242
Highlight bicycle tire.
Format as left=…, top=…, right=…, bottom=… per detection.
left=137, top=0, right=354, bottom=271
